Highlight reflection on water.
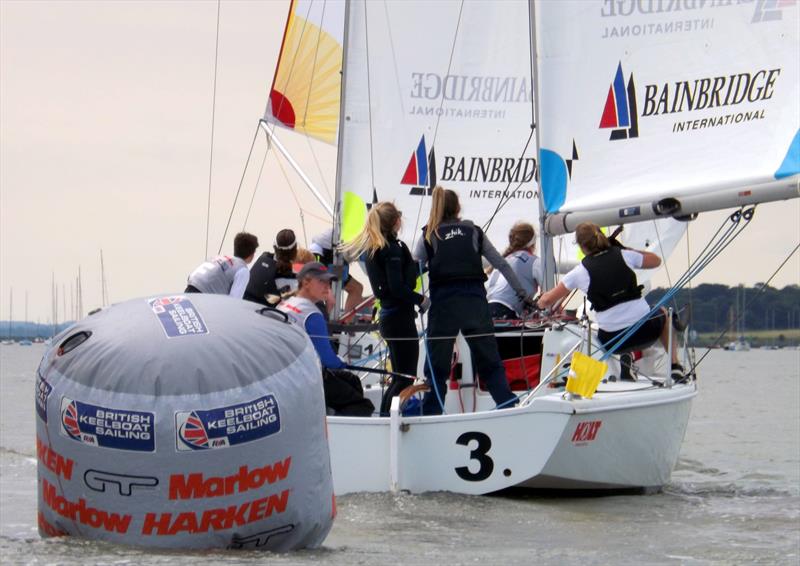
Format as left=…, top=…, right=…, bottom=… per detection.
left=2, top=345, right=799, bottom=564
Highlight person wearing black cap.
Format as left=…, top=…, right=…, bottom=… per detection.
left=244, top=228, right=298, bottom=306
left=278, top=262, right=374, bottom=416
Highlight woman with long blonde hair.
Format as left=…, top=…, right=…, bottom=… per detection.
left=412, top=186, right=529, bottom=415
left=486, top=221, right=542, bottom=319
left=343, top=202, right=428, bottom=414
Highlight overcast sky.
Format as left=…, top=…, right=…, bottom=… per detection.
left=1, top=0, right=798, bottom=324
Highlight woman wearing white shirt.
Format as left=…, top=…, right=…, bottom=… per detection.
left=537, top=222, right=684, bottom=381
left=486, top=222, right=542, bottom=320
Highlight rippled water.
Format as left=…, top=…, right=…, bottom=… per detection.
left=2, top=344, right=798, bottom=564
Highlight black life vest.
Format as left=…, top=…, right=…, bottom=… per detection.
left=365, top=237, right=417, bottom=308
left=244, top=252, right=281, bottom=306
left=582, top=247, right=643, bottom=312
left=423, top=220, right=486, bottom=287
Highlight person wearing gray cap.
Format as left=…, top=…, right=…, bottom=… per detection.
left=278, top=262, right=374, bottom=416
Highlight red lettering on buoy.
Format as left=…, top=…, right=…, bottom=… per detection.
left=41, top=478, right=132, bottom=533
left=36, top=436, right=74, bottom=480
left=141, top=489, right=290, bottom=535
left=168, top=457, right=291, bottom=500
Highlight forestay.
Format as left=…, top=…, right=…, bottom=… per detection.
left=337, top=0, right=538, bottom=246
left=533, top=0, right=800, bottom=234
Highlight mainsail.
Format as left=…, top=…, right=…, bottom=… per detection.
left=533, top=0, right=800, bottom=234
left=336, top=0, right=537, bottom=245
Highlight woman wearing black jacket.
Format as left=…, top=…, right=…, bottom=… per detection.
left=343, top=202, right=428, bottom=415
left=413, top=186, right=527, bottom=415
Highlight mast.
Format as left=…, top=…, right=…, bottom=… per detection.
left=7, top=288, right=11, bottom=340
left=330, top=0, right=353, bottom=320
left=528, top=0, right=555, bottom=292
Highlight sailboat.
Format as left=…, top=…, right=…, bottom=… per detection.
left=252, top=0, right=798, bottom=494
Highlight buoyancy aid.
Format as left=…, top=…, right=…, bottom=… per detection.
left=582, top=247, right=643, bottom=312
left=365, top=237, right=417, bottom=307
left=187, top=255, right=247, bottom=295
left=277, top=296, right=323, bottom=327
left=423, top=220, right=486, bottom=287
left=243, top=252, right=278, bottom=305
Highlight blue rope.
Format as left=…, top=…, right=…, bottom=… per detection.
left=418, top=261, right=447, bottom=414
left=596, top=208, right=754, bottom=360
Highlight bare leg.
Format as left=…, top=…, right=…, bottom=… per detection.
left=343, top=277, right=365, bottom=314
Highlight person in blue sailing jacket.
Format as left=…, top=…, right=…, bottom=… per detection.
left=486, top=221, right=543, bottom=320
left=342, top=202, right=430, bottom=415
left=537, top=222, right=685, bottom=381
left=413, top=186, right=530, bottom=415
left=278, top=262, right=375, bottom=416
left=185, top=232, right=258, bottom=298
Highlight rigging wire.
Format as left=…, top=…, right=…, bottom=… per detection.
left=204, top=0, right=222, bottom=260
left=299, top=0, right=335, bottom=205
left=480, top=3, right=538, bottom=235
left=692, top=240, right=800, bottom=370
left=364, top=0, right=378, bottom=204
left=242, top=139, right=271, bottom=230
left=409, top=0, right=465, bottom=251
left=272, top=150, right=313, bottom=244
left=217, top=123, right=262, bottom=254
left=596, top=207, right=755, bottom=360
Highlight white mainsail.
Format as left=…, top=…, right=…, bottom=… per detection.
left=337, top=0, right=537, bottom=246
left=533, top=0, right=800, bottom=234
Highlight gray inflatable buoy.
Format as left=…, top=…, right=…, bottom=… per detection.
left=35, top=294, right=334, bottom=550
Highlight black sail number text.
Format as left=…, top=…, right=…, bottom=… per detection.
left=454, top=431, right=494, bottom=481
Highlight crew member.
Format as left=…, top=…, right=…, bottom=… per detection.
left=244, top=228, right=298, bottom=306
left=487, top=221, right=542, bottom=319
left=413, top=186, right=528, bottom=415
left=278, top=262, right=374, bottom=416
left=309, top=227, right=365, bottom=314
left=185, top=232, right=258, bottom=298
left=537, top=222, right=685, bottom=381
left=342, top=202, right=429, bottom=415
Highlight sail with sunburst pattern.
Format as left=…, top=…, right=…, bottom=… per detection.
left=264, top=0, right=345, bottom=145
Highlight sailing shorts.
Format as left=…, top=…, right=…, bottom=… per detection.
left=598, top=312, right=665, bottom=353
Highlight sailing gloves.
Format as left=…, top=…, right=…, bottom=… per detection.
left=418, top=296, right=431, bottom=314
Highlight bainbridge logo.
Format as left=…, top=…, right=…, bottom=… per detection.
left=401, top=135, right=436, bottom=196
left=752, top=0, right=797, bottom=23
left=599, top=62, right=639, bottom=140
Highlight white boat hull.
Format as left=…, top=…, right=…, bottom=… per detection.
left=327, top=381, right=695, bottom=495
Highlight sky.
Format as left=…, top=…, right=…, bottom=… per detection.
left=1, top=0, right=798, bottom=324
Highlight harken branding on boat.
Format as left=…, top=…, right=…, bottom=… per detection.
left=60, top=397, right=155, bottom=452
left=571, top=420, right=602, bottom=444
left=175, top=394, right=281, bottom=451
left=599, top=61, right=783, bottom=139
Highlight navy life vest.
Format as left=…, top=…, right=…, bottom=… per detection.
left=423, top=220, right=486, bottom=287
left=365, top=237, right=417, bottom=308
left=244, top=252, right=295, bottom=306
left=582, top=246, right=643, bottom=312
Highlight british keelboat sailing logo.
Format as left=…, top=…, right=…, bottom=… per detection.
left=401, top=135, right=436, bottom=196
left=599, top=62, right=639, bottom=140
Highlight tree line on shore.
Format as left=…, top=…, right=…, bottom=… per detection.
left=646, top=284, right=800, bottom=334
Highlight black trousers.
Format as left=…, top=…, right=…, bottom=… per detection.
left=323, top=369, right=374, bottom=416
left=422, top=294, right=516, bottom=415
left=378, top=307, right=419, bottom=415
